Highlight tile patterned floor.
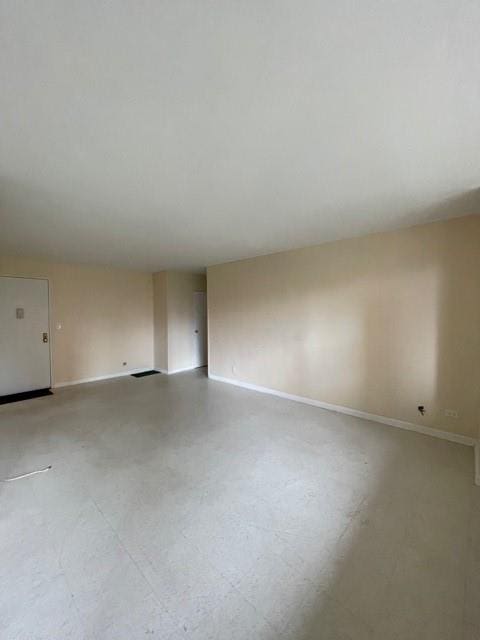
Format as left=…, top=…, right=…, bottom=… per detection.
left=1, top=369, right=479, bottom=639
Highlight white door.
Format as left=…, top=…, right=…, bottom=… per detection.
left=193, top=291, right=207, bottom=368
left=0, top=277, right=51, bottom=396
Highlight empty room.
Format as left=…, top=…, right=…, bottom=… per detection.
left=1, top=2, right=479, bottom=639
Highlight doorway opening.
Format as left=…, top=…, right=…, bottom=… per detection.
left=193, top=290, right=207, bottom=370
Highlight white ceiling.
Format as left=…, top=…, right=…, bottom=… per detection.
left=1, top=1, right=479, bottom=272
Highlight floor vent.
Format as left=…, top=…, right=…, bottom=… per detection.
left=0, top=388, right=53, bottom=405
left=131, top=370, right=161, bottom=378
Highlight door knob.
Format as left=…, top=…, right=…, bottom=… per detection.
left=194, top=329, right=199, bottom=334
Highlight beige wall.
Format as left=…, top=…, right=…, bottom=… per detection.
left=153, top=271, right=168, bottom=372
left=0, top=256, right=154, bottom=385
left=208, top=215, right=480, bottom=439
left=153, top=271, right=207, bottom=373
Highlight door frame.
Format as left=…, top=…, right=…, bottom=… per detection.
left=0, top=275, right=53, bottom=390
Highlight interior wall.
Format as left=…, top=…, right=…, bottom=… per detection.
left=153, top=271, right=168, bottom=372
left=0, top=256, right=154, bottom=386
left=207, top=215, right=480, bottom=439
left=153, top=271, right=207, bottom=373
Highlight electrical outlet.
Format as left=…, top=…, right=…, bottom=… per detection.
left=444, top=409, right=458, bottom=418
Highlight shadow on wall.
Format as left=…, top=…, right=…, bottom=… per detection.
left=407, top=191, right=480, bottom=439
left=213, top=192, right=480, bottom=439
left=400, top=191, right=480, bottom=440
left=362, top=202, right=480, bottom=438
left=431, top=204, right=480, bottom=441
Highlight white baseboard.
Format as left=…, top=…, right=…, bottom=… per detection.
left=159, top=365, right=206, bottom=375
left=166, top=365, right=198, bottom=375
left=475, top=443, right=480, bottom=486
left=55, top=364, right=205, bottom=387
left=54, top=368, right=153, bottom=388
left=208, top=373, right=476, bottom=448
